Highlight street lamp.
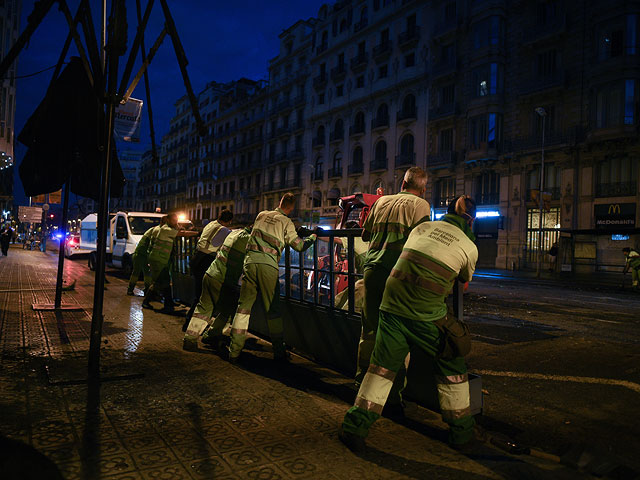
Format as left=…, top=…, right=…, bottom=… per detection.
left=535, top=107, right=546, bottom=278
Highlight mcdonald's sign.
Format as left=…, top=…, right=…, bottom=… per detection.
left=594, top=203, right=636, bottom=230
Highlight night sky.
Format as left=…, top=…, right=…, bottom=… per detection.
left=13, top=0, right=326, bottom=206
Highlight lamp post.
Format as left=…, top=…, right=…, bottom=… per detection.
left=535, top=107, right=546, bottom=278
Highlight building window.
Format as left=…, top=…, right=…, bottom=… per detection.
left=333, top=152, right=342, bottom=171
left=472, top=63, right=503, bottom=97
left=468, top=113, right=502, bottom=150
left=526, top=207, right=561, bottom=264
left=312, top=190, right=322, bottom=208
left=532, top=105, right=555, bottom=136
left=314, top=157, right=323, bottom=179
left=474, top=171, right=500, bottom=205
left=596, top=158, right=638, bottom=197
left=597, top=15, right=640, bottom=61
left=336, top=84, right=344, bottom=97
left=404, top=52, right=415, bottom=67
left=356, top=75, right=365, bottom=88
left=440, top=84, right=455, bottom=106
left=473, top=16, right=503, bottom=49
left=379, top=64, right=388, bottom=79
left=401, top=94, right=416, bottom=116
left=374, top=140, right=387, bottom=163
left=537, top=49, right=557, bottom=77
left=399, top=133, right=414, bottom=158
left=527, top=164, right=561, bottom=200
left=435, top=177, right=456, bottom=208
left=318, top=93, right=325, bottom=105
left=352, top=146, right=363, bottom=168
left=440, top=128, right=453, bottom=152
left=444, top=2, right=456, bottom=22
left=596, top=80, right=637, bottom=128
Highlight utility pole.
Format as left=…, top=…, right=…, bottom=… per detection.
left=535, top=107, right=546, bottom=278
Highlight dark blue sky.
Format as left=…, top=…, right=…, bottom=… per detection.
left=14, top=0, right=326, bottom=206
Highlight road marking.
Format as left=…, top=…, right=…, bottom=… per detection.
left=593, top=319, right=622, bottom=324
left=474, top=370, right=640, bottom=394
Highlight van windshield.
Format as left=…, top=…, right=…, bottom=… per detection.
left=128, top=216, right=162, bottom=235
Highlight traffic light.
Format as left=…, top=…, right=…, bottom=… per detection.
left=49, top=214, right=55, bottom=219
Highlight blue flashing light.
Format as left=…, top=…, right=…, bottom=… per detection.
left=434, top=212, right=445, bottom=220
left=476, top=210, right=500, bottom=218
left=612, top=234, right=630, bottom=241
left=55, top=233, right=63, bottom=239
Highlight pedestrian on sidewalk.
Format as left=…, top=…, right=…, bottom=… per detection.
left=356, top=167, right=430, bottom=417
left=127, top=218, right=165, bottom=295
left=548, top=241, right=558, bottom=272
left=183, top=210, right=233, bottom=330
left=623, top=247, right=640, bottom=290
left=183, top=225, right=252, bottom=351
left=142, top=213, right=180, bottom=313
left=0, top=226, right=12, bottom=256
left=227, top=193, right=317, bottom=363
left=340, top=195, right=479, bottom=454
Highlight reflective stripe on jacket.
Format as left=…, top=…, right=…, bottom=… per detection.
left=380, top=214, right=478, bottom=322
left=147, top=224, right=178, bottom=265
left=134, top=226, right=157, bottom=257
left=363, top=191, right=430, bottom=272
left=197, top=220, right=231, bottom=255
left=206, top=227, right=251, bottom=287
left=245, top=208, right=316, bottom=269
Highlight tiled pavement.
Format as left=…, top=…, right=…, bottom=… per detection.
left=0, top=247, right=586, bottom=479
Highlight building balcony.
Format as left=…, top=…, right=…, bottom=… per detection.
left=277, top=98, right=292, bottom=112
left=350, top=53, right=368, bottom=72
left=523, top=15, right=566, bottom=44
left=433, top=18, right=457, bottom=39
left=291, top=120, right=305, bottom=132
left=293, top=94, right=306, bottom=106
left=312, top=136, right=325, bottom=148
left=276, top=126, right=291, bottom=137
left=595, top=181, right=637, bottom=198
left=349, top=123, right=365, bottom=137
left=289, top=149, right=304, bottom=161
left=428, top=103, right=457, bottom=121
left=328, top=166, right=342, bottom=178
left=331, top=64, right=347, bottom=82
left=395, top=153, right=416, bottom=167
left=371, top=115, right=389, bottom=131
left=510, top=130, right=572, bottom=152
left=211, top=191, right=236, bottom=201
left=471, top=0, right=506, bottom=16
left=519, top=71, right=565, bottom=95
left=467, top=142, right=499, bottom=161
left=348, top=163, right=364, bottom=175
left=475, top=192, right=499, bottom=205
left=329, top=129, right=344, bottom=143
left=354, top=18, right=368, bottom=33
left=427, top=151, right=456, bottom=169
left=370, top=158, right=388, bottom=172
left=373, top=41, right=393, bottom=62
left=274, top=152, right=288, bottom=163
left=397, top=107, right=417, bottom=124
left=313, top=73, right=328, bottom=90
left=398, top=26, right=420, bottom=50
left=312, top=170, right=324, bottom=182
left=264, top=179, right=302, bottom=193
left=316, top=42, right=328, bottom=54
left=431, top=58, right=458, bottom=79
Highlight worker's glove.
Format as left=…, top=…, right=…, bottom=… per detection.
left=296, top=226, right=314, bottom=238
left=313, top=227, right=325, bottom=236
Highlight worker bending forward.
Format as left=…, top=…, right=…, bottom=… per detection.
left=142, top=213, right=179, bottom=312
left=357, top=167, right=430, bottom=410
left=127, top=220, right=163, bottom=295
left=341, top=195, right=479, bottom=452
left=228, top=193, right=316, bottom=362
left=623, top=247, right=640, bottom=290
left=183, top=226, right=252, bottom=351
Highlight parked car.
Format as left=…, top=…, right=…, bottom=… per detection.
left=64, top=233, right=82, bottom=258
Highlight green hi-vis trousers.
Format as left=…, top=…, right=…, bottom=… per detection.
left=145, top=261, right=174, bottom=308
left=229, top=263, right=285, bottom=359
left=343, top=310, right=475, bottom=446
left=356, top=266, right=405, bottom=406
left=185, top=274, right=239, bottom=338
left=128, top=253, right=151, bottom=291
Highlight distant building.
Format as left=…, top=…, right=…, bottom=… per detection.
left=117, top=149, right=143, bottom=211
left=0, top=0, right=21, bottom=214
left=152, top=0, right=640, bottom=272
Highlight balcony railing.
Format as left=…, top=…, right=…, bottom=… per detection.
left=289, top=149, right=304, bottom=160
left=431, top=58, right=457, bottom=78
left=264, top=179, right=301, bottom=192
left=328, top=166, right=342, bottom=178
left=349, top=123, right=365, bottom=136
left=398, top=26, right=420, bottom=49
left=595, top=181, right=637, bottom=198
left=312, top=136, right=325, bottom=148
left=329, top=129, right=344, bottom=143
left=395, top=153, right=416, bottom=167
left=293, top=94, right=306, bottom=106
left=510, top=130, right=570, bottom=152
left=373, top=41, right=392, bottom=61
left=370, top=158, right=388, bottom=171
left=523, top=15, right=566, bottom=44
left=371, top=115, right=389, bottom=130
left=348, top=163, right=364, bottom=175
left=350, top=53, right=368, bottom=72
left=313, top=73, right=328, bottom=90
left=331, top=64, right=347, bottom=82
left=475, top=192, right=499, bottom=205
left=397, top=107, right=417, bottom=123
left=317, top=42, right=328, bottom=54
left=354, top=18, right=368, bottom=32
left=312, top=170, right=324, bottom=182
left=429, top=103, right=457, bottom=121
left=428, top=151, right=457, bottom=167
left=433, top=18, right=457, bottom=38
left=519, top=71, right=565, bottom=95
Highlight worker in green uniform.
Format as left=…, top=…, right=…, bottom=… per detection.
left=227, top=193, right=317, bottom=363
left=183, top=210, right=233, bottom=330
left=623, top=247, right=640, bottom=289
left=340, top=195, right=479, bottom=453
left=357, top=167, right=430, bottom=415
left=142, top=212, right=180, bottom=313
left=127, top=218, right=165, bottom=295
left=183, top=226, right=252, bottom=351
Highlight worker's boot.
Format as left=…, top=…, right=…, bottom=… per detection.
left=338, top=428, right=366, bottom=454
left=182, top=334, right=198, bottom=352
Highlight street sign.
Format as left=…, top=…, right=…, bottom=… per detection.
left=594, top=203, right=636, bottom=230
left=32, top=194, right=47, bottom=204
left=18, top=206, right=43, bottom=223
left=49, top=190, right=62, bottom=204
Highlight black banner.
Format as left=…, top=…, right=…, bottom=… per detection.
left=594, top=203, right=636, bottom=230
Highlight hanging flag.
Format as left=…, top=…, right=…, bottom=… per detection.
left=114, top=98, right=143, bottom=142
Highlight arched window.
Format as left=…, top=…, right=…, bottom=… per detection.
left=402, top=94, right=416, bottom=116
left=376, top=103, right=389, bottom=121
left=317, top=125, right=325, bottom=141
left=333, top=152, right=343, bottom=170
left=375, top=140, right=387, bottom=162
left=400, top=133, right=414, bottom=155
left=312, top=190, right=322, bottom=208
left=352, top=146, right=363, bottom=167
left=314, top=157, right=323, bottom=178
left=340, top=19, right=347, bottom=33
left=360, top=6, right=368, bottom=22
left=333, top=119, right=344, bottom=139
left=355, top=112, right=365, bottom=129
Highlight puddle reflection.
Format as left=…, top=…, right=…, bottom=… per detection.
left=124, top=302, right=144, bottom=358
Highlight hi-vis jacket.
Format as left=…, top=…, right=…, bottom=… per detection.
left=245, top=208, right=316, bottom=269
left=134, top=226, right=157, bottom=258
left=362, top=191, right=430, bottom=272
left=147, top=224, right=178, bottom=265
left=626, top=250, right=640, bottom=270
left=205, top=227, right=251, bottom=287
left=197, top=220, right=231, bottom=255
left=380, top=214, right=478, bottom=322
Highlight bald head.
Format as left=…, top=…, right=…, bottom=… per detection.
left=401, top=167, right=427, bottom=195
